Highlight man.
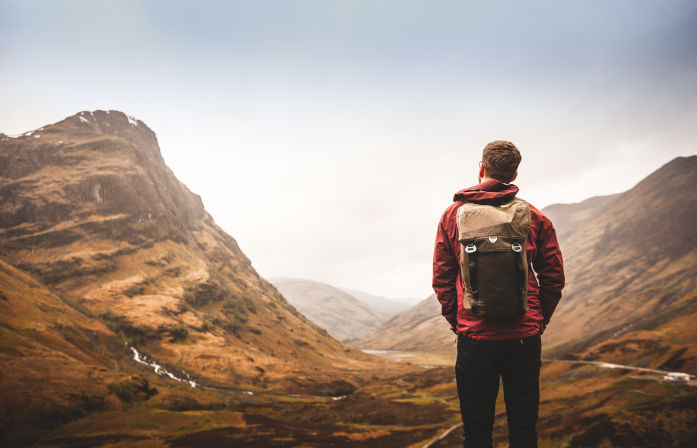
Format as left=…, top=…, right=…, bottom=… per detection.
left=432, top=140, right=564, bottom=448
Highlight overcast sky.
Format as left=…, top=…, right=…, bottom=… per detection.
left=2, top=0, right=696, bottom=300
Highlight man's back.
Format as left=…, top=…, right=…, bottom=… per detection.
left=432, top=179, right=565, bottom=339
left=432, top=140, right=564, bottom=448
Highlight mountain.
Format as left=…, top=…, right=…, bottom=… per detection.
left=542, top=156, right=697, bottom=371
left=0, top=110, right=464, bottom=448
left=269, top=278, right=387, bottom=341
left=355, top=294, right=453, bottom=350
left=340, top=287, right=412, bottom=318
left=0, top=110, right=375, bottom=396
left=357, top=156, right=697, bottom=373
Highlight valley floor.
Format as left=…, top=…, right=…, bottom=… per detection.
left=15, top=349, right=696, bottom=448
left=28, top=362, right=461, bottom=448
left=371, top=350, right=697, bottom=448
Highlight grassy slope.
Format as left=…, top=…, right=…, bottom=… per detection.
left=1, top=256, right=462, bottom=448
left=543, top=157, right=697, bottom=366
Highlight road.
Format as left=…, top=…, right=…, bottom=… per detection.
left=544, top=358, right=697, bottom=386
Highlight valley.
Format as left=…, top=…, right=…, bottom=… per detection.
left=1, top=111, right=696, bottom=447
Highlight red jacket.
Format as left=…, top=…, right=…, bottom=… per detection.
left=432, top=179, right=565, bottom=340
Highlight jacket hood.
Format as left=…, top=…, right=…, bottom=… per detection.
left=453, top=179, right=519, bottom=204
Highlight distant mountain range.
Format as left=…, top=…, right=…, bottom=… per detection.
left=358, top=156, right=697, bottom=373
left=269, top=278, right=388, bottom=341
left=0, top=109, right=463, bottom=448
left=339, top=287, right=412, bottom=318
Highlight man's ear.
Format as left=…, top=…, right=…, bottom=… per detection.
left=479, top=165, right=486, bottom=180
left=511, top=171, right=518, bottom=182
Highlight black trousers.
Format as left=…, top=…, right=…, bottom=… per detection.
left=455, top=333, right=541, bottom=448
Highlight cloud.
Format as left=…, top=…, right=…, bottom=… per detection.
left=1, top=0, right=696, bottom=298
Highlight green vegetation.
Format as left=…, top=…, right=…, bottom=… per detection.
left=107, top=381, right=137, bottom=403
left=107, top=379, right=158, bottom=403
left=124, top=284, right=146, bottom=297
left=1, top=393, right=105, bottom=447
left=52, top=288, right=95, bottom=318
left=157, top=397, right=227, bottom=411
left=99, top=309, right=158, bottom=348
left=124, top=276, right=156, bottom=297
left=182, top=271, right=229, bottom=307
left=168, top=324, right=189, bottom=343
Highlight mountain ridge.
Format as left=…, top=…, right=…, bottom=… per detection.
left=269, top=277, right=387, bottom=341
left=340, top=287, right=413, bottom=318
left=0, top=110, right=385, bottom=398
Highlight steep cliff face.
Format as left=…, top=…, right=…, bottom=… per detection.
left=0, top=111, right=372, bottom=394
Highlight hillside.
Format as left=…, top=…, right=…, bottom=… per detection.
left=358, top=156, right=697, bottom=374
left=1, top=115, right=695, bottom=447
left=0, top=253, right=459, bottom=448
left=0, top=110, right=465, bottom=448
left=0, top=110, right=379, bottom=396
left=0, top=256, right=131, bottom=414
left=355, top=294, right=453, bottom=351
left=269, top=278, right=386, bottom=341
left=542, top=156, right=697, bottom=371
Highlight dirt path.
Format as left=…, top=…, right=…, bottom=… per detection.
left=422, top=423, right=462, bottom=448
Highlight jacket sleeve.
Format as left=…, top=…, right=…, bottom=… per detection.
left=432, top=210, right=459, bottom=331
left=533, top=216, right=565, bottom=325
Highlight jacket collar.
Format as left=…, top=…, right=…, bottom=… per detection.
left=453, top=179, right=519, bottom=204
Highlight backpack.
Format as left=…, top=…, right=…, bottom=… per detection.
left=456, top=197, right=531, bottom=320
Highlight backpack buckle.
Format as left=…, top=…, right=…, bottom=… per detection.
left=465, top=244, right=477, bottom=254
left=511, top=243, right=523, bottom=252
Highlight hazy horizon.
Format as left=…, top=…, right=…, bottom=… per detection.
left=2, top=0, right=696, bottom=298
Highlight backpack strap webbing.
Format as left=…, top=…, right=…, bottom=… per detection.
left=515, top=246, right=526, bottom=315
left=468, top=250, right=480, bottom=315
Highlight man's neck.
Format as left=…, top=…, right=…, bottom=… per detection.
left=479, top=177, right=510, bottom=186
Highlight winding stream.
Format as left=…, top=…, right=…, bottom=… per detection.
left=127, top=345, right=347, bottom=400
left=130, top=346, right=198, bottom=388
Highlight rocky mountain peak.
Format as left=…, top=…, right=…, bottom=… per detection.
left=65, top=110, right=161, bottom=159
left=1, top=110, right=374, bottom=396
left=0, top=110, right=206, bottom=247
left=1, top=110, right=162, bottom=164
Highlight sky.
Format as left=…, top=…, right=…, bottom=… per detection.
left=1, top=0, right=696, bottom=300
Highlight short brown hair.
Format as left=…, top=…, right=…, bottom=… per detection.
left=482, top=140, right=521, bottom=183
